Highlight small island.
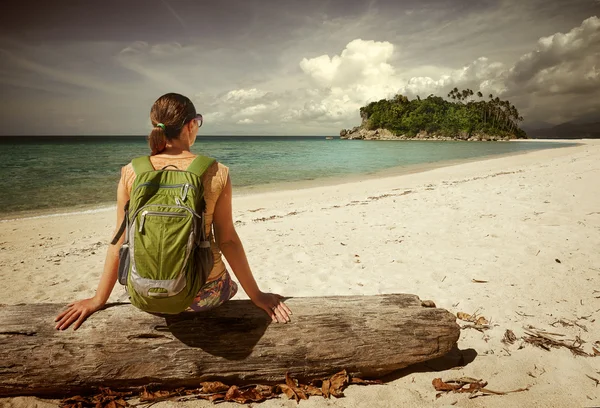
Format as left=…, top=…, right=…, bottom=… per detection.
left=340, top=88, right=527, bottom=141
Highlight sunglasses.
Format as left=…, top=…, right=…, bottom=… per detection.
left=183, top=113, right=203, bottom=128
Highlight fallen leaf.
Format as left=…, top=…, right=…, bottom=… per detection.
left=321, top=379, right=331, bottom=398
left=329, top=370, right=349, bottom=398
left=457, top=312, right=472, bottom=321
left=432, top=378, right=463, bottom=391
left=224, top=385, right=272, bottom=404
left=434, top=376, right=530, bottom=399
left=208, top=393, right=227, bottom=402
left=200, top=381, right=230, bottom=393
left=278, top=384, right=295, bottom=399
left=502, top=329, right=517, bottom=344
left=140, top=388, right=176, bottom=402
left=456, top=381, right=486, bottom=393
left=61, top=388, right=133, bottom=408
left=277, top=373, right=308, bottom=402
left=302, top=384, right=324, bottom=396
left=255, top=384, right=277, bottom=397
left=476, top=316, right=489, bottom=325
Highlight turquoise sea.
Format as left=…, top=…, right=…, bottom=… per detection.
left=0, top=136, right=572, bottom=218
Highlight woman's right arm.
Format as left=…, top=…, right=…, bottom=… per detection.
left=54, top=177, right=130, bottom=330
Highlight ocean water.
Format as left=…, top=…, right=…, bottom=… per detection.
left=0, top=136, right=571, bottom=218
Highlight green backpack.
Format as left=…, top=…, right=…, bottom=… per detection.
left=111, top=155, right=215, bottom=314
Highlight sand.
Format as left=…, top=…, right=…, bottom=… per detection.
left=1, top=139, right=599, bottom=407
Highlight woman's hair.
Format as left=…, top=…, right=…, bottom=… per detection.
left=148, top=93, right=197, bottom=155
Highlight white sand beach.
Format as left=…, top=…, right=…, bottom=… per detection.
left=1, top=140, right=599, bottom=408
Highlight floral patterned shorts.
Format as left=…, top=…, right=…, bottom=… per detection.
left=186, top=270, right=238, bottom=312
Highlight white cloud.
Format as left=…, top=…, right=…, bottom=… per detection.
left=506, top=16, right=600, bottom=98
left=510, top=16, right=600, bottom=84
left=237, top=118, right=254, bottom=124
left=300, top=39, right=395, bottom=88
left=237, top=101, right=280, bottom=117
left=224, top=88, right=268, bottom=102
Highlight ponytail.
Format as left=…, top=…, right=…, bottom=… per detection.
left=148, top=93, right=196, bottom=155
left=148, top=125, right=167, bottom=155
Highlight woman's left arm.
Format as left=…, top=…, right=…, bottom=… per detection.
left=212, top=175, right=291, bottom=323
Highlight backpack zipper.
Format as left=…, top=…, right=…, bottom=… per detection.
left=133, top=182, right=198, bottom=197
left=131, top=203, right=201, bottom=221
left=138, top=210, right=187, bottom=233
left=182, top=184, right=190, bottom=201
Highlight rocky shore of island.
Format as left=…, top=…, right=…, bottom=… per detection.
left=339, top=127, right=514, bottom=141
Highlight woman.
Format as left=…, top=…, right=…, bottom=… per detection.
left=55, top=93, right=291, bottom=330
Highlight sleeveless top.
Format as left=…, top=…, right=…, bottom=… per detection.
left=119, top=156, right=229, bottom=282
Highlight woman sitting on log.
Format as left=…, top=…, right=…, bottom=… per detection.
left=55, top=93, right=291, bottom=330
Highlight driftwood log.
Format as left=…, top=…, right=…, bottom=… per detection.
left=0, top=294, right=459, bottom=397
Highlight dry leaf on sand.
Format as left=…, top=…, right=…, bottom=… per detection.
left=200, top=381, right=230, bottom=393
left=502, top=329, right=517, bottom=344
left=457, top=312, right=472, bottom=321
left=328, top=370, right=350, bottom=398
left=433, top=377, right=529, bottom=399
left=476, top=316, right=489, bottom=325
left=61, top=388, right=132, bottom=408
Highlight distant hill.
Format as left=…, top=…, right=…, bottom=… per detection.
left=526, top=121, right=600, bottom=139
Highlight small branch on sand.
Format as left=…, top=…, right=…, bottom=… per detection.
left=550, top=318, right=588, bottom=332
left=461, top=324, right=491, bottom=332
left=457, top=311, right=491, bottom=332
left=523, top=326, right=596, bottom=357
left=586, top=375, right=600, bottom=387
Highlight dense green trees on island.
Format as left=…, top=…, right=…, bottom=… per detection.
left=342, top=88, right=527, bottom=140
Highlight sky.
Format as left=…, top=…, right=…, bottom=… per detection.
left=0, top=0, right=599, bottom=136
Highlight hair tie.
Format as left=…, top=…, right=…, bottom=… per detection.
left=156, top=123, right=166, bottom=130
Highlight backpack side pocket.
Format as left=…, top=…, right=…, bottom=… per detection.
left=117, top=243, right=130, bottom=285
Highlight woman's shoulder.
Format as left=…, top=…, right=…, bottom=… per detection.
left=120, top=161, right=136, bottom=178
left=209, top=159, right=229, bottom=175
left=202, top=159, right=229, bottom=185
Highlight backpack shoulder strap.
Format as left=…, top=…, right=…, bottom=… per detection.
left=186, top=155, right=216, bottom=177
left=131, top=156, right=155, bottom=175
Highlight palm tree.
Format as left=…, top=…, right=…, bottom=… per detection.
left=461, top=89, right=469, bottom=101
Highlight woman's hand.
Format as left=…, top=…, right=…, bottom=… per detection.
left=251, top=291, right=292, bottom=323
left=54, top=297, right=104, bottom=330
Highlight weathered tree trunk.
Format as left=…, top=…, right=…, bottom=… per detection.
left=0, top=294, right=459, bottom=397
